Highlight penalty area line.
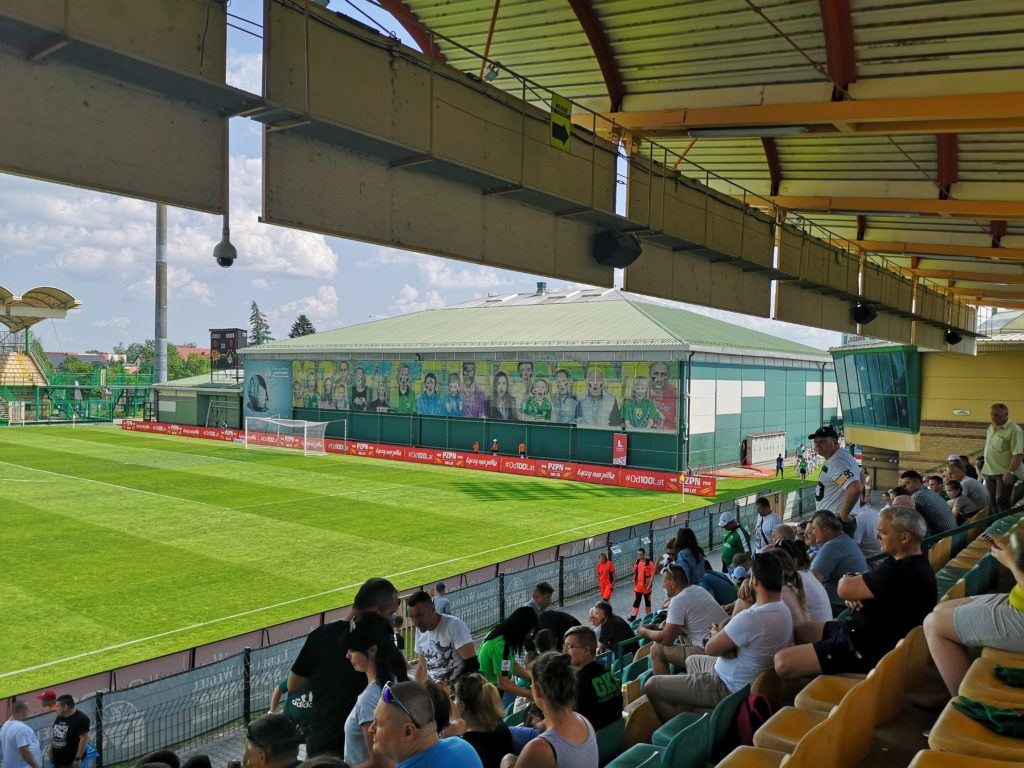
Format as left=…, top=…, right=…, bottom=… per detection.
left=0, top=495, right=688, bottom=680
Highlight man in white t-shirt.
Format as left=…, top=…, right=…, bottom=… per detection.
left=636, top=563, right=727, bottom=675
left=752, top=497, right=782, bottom=551
left=810, top=426, right=862, bottom=537
left=851, top=501, right=881, bottom=557
left=644, top=553, right=793, bottom=721
left=407, top=591, right=477, bottom=684
left=1, top=701, right=43, bottom=768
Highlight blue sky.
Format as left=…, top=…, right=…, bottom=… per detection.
left=0, top=0, right=839, bottom=353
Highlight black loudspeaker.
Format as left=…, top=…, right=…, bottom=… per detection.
left=593, top=229, right=642, bottom=268
left=944, top=328, right=964, bottom=345
left=852, top=303, right=877, bottom=325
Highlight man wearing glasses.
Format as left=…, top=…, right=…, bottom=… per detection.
left=243, top=714, right=302, bottom=768
left=562, top=626, right=622, bottom=730
left=370, top=681, right=482, bottom=767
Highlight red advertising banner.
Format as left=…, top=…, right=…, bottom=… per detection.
left=612, top=433, right=628, bottom=466
left=682, top=475, right=718, bottom=497
left=120, top=421, right=707, bottom=496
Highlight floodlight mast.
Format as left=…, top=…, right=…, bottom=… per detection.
left=155, top=203, right=168, bottom=386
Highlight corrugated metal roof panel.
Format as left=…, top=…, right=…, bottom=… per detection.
left=776, top=135, right=937, bottom=182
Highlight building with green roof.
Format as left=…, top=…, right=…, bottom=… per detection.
left=227, top=287, right=839, bottom=471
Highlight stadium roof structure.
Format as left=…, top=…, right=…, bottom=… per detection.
left=378, top=1, right=1024, bottom=310
left=152, top=372, right=242, bottom=393
left=0, top=285, right=81, bottom=333
left=244, top=288, right=827, bottom=361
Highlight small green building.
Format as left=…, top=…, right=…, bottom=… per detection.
left=235, top=288, right=839, bottom=472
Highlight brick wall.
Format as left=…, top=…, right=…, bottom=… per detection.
left=901, top=419, right=987, bottom=475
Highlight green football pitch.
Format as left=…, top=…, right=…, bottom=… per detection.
left=0, top=424, right=809, bottom=696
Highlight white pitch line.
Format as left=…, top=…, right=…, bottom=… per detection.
left=0, top=459, right=229, bottom=510
left=0, top=496, right=686, bottom=680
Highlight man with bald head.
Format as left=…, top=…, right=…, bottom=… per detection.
left=370, top=681, right=482, bottom=767
left=1, top=701, right=42, bottom=768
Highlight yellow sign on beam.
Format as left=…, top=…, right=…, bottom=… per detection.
left=551, top=94, right=572, bottom=153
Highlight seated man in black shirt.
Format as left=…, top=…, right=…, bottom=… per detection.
left=775, top=506, right=937, bottom=678
left=590, top=600, right=633, bottom=656
left=287, top=577, right=399, bottom=756
left=562, top=625, right=623, bottom=731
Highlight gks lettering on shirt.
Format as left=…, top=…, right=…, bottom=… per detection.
left=591, top=672, right=619, bottom=700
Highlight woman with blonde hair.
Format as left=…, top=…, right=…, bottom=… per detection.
left=451, top=673, right=514, bottom=768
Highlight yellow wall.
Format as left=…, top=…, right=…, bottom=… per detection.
left=921, top=350, right=1024, bottom=423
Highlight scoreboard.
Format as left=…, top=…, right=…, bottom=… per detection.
left=210, top=328, right=246, bottom=370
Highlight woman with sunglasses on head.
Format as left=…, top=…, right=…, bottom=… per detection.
left=499, top=652, right=598, bottom=768
left=344, top=612, right=409, bottom=768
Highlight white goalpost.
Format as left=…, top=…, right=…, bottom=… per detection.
left=244, top=417, right=344, bottom=457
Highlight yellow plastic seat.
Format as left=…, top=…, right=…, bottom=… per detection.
left=928, top=537, right=952, bottom=572
left=929, top=699, right=1024, bottom=762
left=949, top=549, right=988, bottom=570
left=910, top=749, right=1024, bottom=768
left=981, top=647, right=1024, bottom=666
left=960, top=657, right=1024, bottom=709
left=622, top=678, right=641, bottom=706
left=623, top=696, right=661, bottom=748
left=793, top=675, right=858, bottom=714
left=940, top=579, right=966, bottom=601
left=717, top=700, right=842, bottom=768
left=633, top=643, right=652, bottom=663
left=903, top=626, right=932, bottom=691
left=756, top=675, right=874, bottom=767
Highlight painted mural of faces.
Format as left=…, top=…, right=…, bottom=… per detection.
left=355, top=366, right=366, bottom=388
left=555, top=369, right=571, bottom=396
left=398, top=364, right=411, bottom=390
left=423, top=372, right=437, bottom=395
left=448, top=372, right=461, bottom=396
left=306, top=371, right=317, bottom=393
left=376, top=379, right=388, bottom=401
left=495, top=371, right=509, bottom=397
left=323, top=377, right=334, bottom=397
left=292, top=380, right=302, bottom=401
left=518, top=361, right=534, bottom=392
left=650, top=362, right=670, bottom=395
left=532, top=379, right=549, bottom=399
left=338, top=361, right=350, bottom=385
left=462, top=362, right=476, bottom=388
left=632, top=377, right=649, bottom=400
left=586, top=368, right=605, bottom=398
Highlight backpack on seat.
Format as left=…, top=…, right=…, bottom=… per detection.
left=735, top=693, right=774, bottom=746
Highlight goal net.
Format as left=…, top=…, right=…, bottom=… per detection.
left=244, top=417, right=339, bottom=457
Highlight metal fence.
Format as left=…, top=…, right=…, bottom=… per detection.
left=6, top=486, right=817, bottom=767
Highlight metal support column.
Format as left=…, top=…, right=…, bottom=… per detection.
left=154, top=204, right=168, bottom=387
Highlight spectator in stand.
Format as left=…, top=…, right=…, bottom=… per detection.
left=138, top=750, right=180, bottom=768
left=984, top=404, right=1024, bottom=511
left=900, top=470, right=956, bottom=535
left=775, top=454, right=784, bottom=478
left=643, top=552, right=793, bottom=721
left=770, top=524, right=796, bottom=546
left=730, top=549, right=810, bottom=639
left=499, top=653, right=598, bottom=768
left=630, top=548, right=656, bottom=619
left=659, top=541, right=676, bottom=570
left=945, top=480, right=981, bottom=525
left=433, top=583, right=453, bottom=616
left=526, top=583, right=553, bottom=615
left=393, top=615, right=407, bottom=655
left=590, top=600, right=633, bottom=656
left=808, top=511, right=868, bottom=614
left=809, top=426, right=863, bottom=537
left=674, top=528, right=709, bottom=587
left=1, top=701, right=43, bottom=768
left=638, top=563, right=728, bottom=675
left=701, top=569, right=739, bottom=606
left=718, top=511, right=751, bottom=573
left=49, top=695, right=90, bottom=768
left=408, top=591, right=478, bottom=685
left=370, top=681, right=483, bottom=768
left=945, top=462, right=990, bottom=516
left=595, top=553, right=615, bottom=601
left=949, top=454, right=977, bottom=480
left=752, top=497, right=782, bottom=552
left=289, top=577, right=399, bottom=757
left=180, top=756, right=212, bottom=768
left=344, top=612, right=409, bottom=767
left=926, top=475, right=948, bottom=499
left=478, top=607, right=538, bottom=705
left=270, top=678, right=312, bottom=742
left=775, top=506, right=936, bottom=678
left=36, top=692, right=57, bottom=713
left=923, top=528, right=1024, bottom=697
left=562, top=626, right=623, bottom=731
left=449, top=674, right=514, bottom=768
left=537, top=609, right=581, bottom=643
left=775, top=539, right=832, bottom=622
left=850, top=498, right=881, bottom=558
left=243, top=714, right=303, bottom=768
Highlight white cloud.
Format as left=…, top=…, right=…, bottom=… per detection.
left=93, top=315, right=131, bottom=332
left=251, top=278, right=271, bottom=290
left=388, top=284, right=446, bottom=315
left=269, top=285, right=340, bottom=328
left=127, top=266, right=215, bottom=306
left=363, top=247, right=508, bottom=290
left=227, top=52, right=262, bottom=95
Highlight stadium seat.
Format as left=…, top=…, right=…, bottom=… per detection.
left=633, top=643, right=652, bottom=663
left=504, top=707, right=527, bottom=727
left=715, top=703, right=841, bottom=768
left=981, top=647, right=1024, bottom=666
left=903, top=626, right=932, bottom=691
left=751, top=668, right=808, bottom=710
left=596, top=718, right=626, bottom=766
left=928, top=537, right=953, bottom=572
left=617, top=636, right=643, bottom=662
left=605, top=712, right=709, bottom=768
left=754, top=676, right=874, bottom=768
left=940, top=579, right=966, bottom=601
left=928, top=698, right=1024, bottom=761
left=597, top=650, right=613, bottom=669
left=909, top=749, right=1024, bottom=768
left=959, top=657, right=1024, bottom=709
left=622, top=678, right=641, bottom=706
left=623, top=697, right=661, bottom=748
left=623, top=656, right=651, bottom=684
left=651, top=683, right=750, bottom=751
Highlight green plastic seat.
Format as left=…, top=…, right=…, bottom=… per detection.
left=596, top=718, right=626, bottom=766
left=503, top=707, right=527, bottom=726
left=606, top=713, right=709, bottom=768
left=651, top=683, right=751, bottom=752
left=618, top=635, right=642, bottom=660
left=623, top=656, right=651, bottom=683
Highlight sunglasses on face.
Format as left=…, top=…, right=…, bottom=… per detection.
left=382, top=682, right=423, bottom=729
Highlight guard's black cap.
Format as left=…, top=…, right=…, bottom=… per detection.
left=807, top=426, right=839, bottom=440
